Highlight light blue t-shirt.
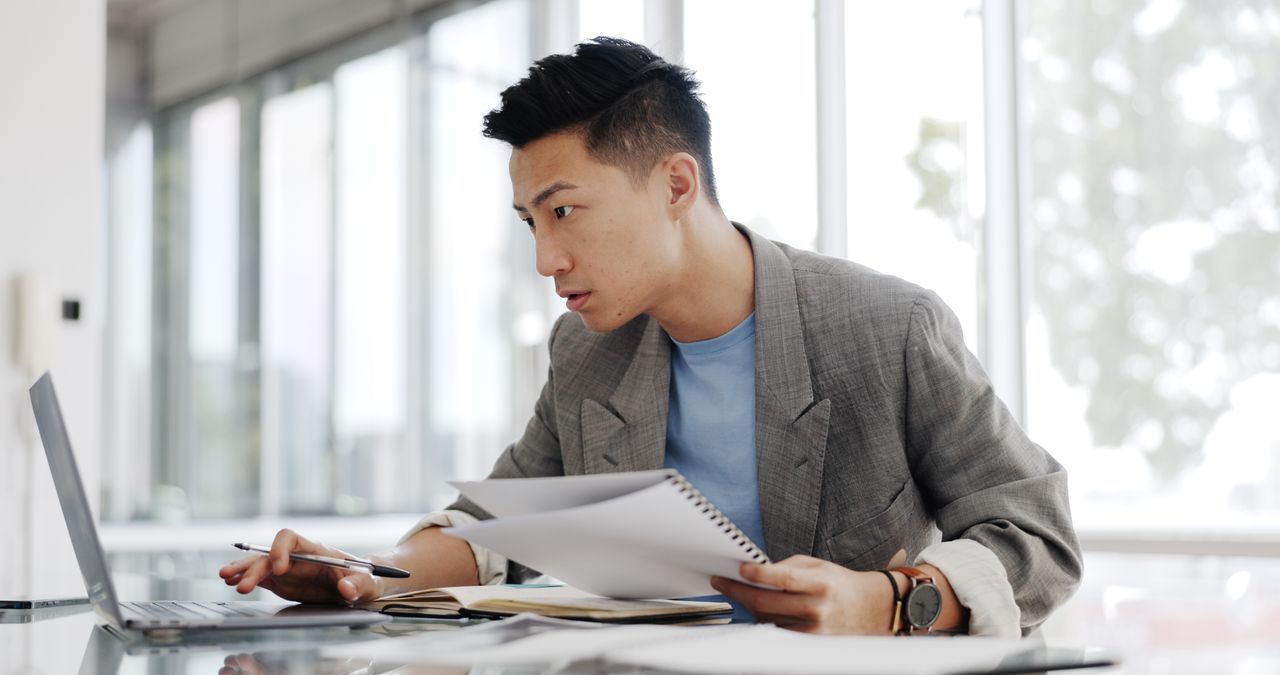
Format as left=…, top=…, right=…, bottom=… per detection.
left=664, top=313, right=765, bottom=620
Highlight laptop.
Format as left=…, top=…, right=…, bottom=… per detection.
left=29, top=371, right=390, bottom=633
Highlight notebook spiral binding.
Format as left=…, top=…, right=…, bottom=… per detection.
left=665, top=471, right=770, bottom=564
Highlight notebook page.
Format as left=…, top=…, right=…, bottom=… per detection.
left=449, top=470, right=671, bottom=517
left=446, top=479, right=763, bottom=598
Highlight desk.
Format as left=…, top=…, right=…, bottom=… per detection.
left=2, top=607, right=467, bottom=674
left=5, top=552, right=1279, bottom=675
left=0, top=604, right=1195, bottom=675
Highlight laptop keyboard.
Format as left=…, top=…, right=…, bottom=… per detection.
left=121, top=600, right=277, bottom=622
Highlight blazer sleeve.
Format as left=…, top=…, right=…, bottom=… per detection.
left=903, top=290, right=1082, bottom=633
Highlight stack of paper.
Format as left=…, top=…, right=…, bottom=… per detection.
left=324, top=614, right=713, bottom=666
left=323, top=614, right=1032, bottom=674
left=608, top=625, right=1029, bottom=675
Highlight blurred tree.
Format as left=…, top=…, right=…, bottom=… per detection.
left=905, top=117, right=974, bottom=241
left=1022, top=0, right=1280, bottom=482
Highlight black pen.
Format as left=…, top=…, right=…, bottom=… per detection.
left=233, top=543, right=411, bottom=578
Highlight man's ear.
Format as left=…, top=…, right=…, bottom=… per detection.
left=663, top=152, right=701, bottom=219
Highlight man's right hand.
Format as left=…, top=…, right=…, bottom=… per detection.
left=218, top=529, right=384, bottom=605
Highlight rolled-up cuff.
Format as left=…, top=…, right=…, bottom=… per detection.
left=917, top=539, right=1021, bottom=637
left=398, top=510, right=508, bottom=585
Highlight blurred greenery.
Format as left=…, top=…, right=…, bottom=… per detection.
left=1024, top=0, right=1280, bottom=482
left=905, top=0, right=1280, bottom=485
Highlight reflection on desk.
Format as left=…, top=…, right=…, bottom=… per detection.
left=0, top=602, right=96, bottom=624
left=3, top=607, right=1113, bottom=675
left=0, top=596, right=1264, bottom=675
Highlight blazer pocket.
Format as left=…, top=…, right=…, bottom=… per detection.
left=824, top=478, right=921, bottom=571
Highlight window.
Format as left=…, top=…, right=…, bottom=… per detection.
left=103, top=123, right=153, bottom=522
left=261, top=83, right=335, bottom=516
left=333, top=47, right=411, bottom=514
left=187, top=97, right=251, bottom=518
left=578, top=0, right=644, bottom=44
left=421, top=0, right=534, bottom=495
left=1022, top=0, right=1280, bottom=533
left=684, top=0, right=819, bottom=251
left=103, top=0, right=1280, bottom=558
left=845, top=2, right=985, bottom=352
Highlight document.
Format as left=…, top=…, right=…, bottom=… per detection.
left=323, top=613, right=723, bottom=666
left=358, top=583, right=731, bottom=621
left=606, top=625, right=1030, bottom=675
left=324, top=614, right=1032, bottom=674
left=445, top=470, right=770, bottom=599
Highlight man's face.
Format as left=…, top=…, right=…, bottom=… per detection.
left=510, top=131, right=680, bottom=333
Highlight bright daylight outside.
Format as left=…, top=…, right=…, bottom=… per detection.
left=1022, top=0, right=1280, bottom=536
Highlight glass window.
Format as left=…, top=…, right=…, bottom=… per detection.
left=186, top=97, right=251, bottom=518
left=684, top=0, right=818, bottom=251
left=1023, top=1, right=1280, bottom=532
left=108, top=0, right=548, bottom=522
left=422, top=0, right=534, bottom=504
left=333, top=47, right=410, bottom=514
left=578, top=0, right=644, bottom=44
left=845, top=2, right=985, bottom=352
left=104, top=123, right=153, bottom=521
left=261, top=83, right=335, bottom=516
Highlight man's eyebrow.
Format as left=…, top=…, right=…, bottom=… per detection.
left=512, top=181, right=580, bottom=212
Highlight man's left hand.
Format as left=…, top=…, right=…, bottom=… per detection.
left=710, top=555, right=899, bottom=635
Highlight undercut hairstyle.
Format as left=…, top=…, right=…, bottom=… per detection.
left=482, top=36, right=719, bottom=204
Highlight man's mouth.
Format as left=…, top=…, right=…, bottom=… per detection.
left=563, top=291, right=591, bottom=311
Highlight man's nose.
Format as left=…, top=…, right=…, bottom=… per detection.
left=534, top=228, right=572, bottom=278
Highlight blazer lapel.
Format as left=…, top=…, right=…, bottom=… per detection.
left=745, top=226, right=831, bottom=561
left=581, top=318, right=671, bottom=474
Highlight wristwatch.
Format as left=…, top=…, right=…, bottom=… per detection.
left=892, top=566, right=942, bottom=635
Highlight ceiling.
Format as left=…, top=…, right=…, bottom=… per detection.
left=107, top=0, right=203, bottom=31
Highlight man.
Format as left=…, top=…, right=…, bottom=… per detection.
left=221, top=37, right=1080, bottom=636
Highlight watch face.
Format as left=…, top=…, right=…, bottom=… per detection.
left=906, top=583, right=943, bottom=628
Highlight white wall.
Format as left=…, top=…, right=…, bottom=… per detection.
left=0, top=0, right=105, bottom=598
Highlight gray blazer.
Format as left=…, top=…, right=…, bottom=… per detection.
left=450, top=225, right=1082, bottom=631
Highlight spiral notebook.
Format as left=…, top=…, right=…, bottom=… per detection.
left=445, top=470, right=770, bottom=600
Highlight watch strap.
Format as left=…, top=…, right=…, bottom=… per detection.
left=896, top=566, right=935, bottom=585
left=877, top=570, right=903, bottom=635
left=892, top=566, right=937, bottom=635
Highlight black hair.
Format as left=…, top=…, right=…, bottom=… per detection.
left=482, top=36, right=719, bottom=204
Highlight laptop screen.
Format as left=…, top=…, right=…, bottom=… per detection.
left=29, top=372, right=126, bottom=627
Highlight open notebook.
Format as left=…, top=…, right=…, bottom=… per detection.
left=359, top=584, right=731, bottom=622
left=444, top=470, right=771, bottom=599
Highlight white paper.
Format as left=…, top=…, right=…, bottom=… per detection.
left=448, top=470, right=670, bottom=517
left=322, top=613, right=731, bottom=666
left=446, top=477, right=763, bottom=598
left=325, top=616, right=1030, bottom=674
left=605, top=625, right=1031, bottom=675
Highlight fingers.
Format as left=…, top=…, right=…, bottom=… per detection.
left=220, top=528, right=366, bottom=604
left=739, top=557, right=827, bottom=594
left=222, top=653, right=267, bottom=675
left=269, top=529, right=312, bottom=576
left=336, top=572, right=382, bottom=604
left=219, top=554, right=261, bottom=579
left=710, top=575, right=820, bottom=623
left=235, top=555, right=273, bottom=595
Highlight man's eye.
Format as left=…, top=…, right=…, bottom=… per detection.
left=553, top=205, right=575, bottom=219
left=521, top=217, right=535, bottom=230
